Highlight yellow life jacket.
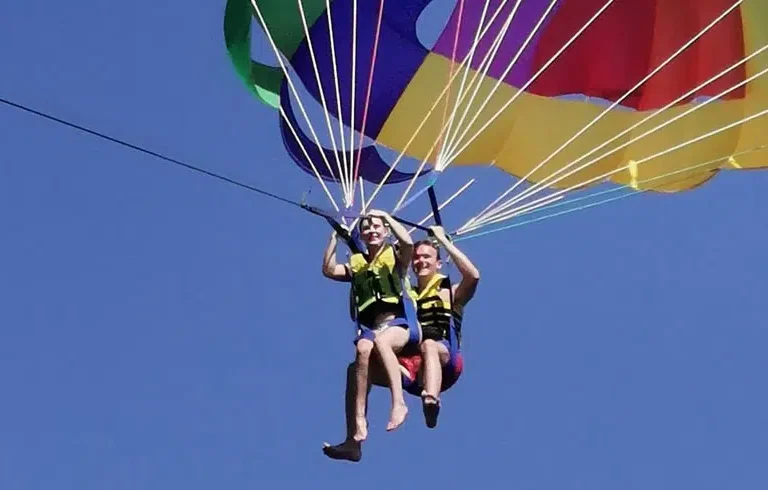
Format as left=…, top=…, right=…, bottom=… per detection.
left=409, top=273, right=463, bottom=343
left=349, top=244, right=404, bottom=317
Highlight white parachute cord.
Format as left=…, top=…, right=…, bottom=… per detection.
left=442, top=0, right=618, bottom=164
left=358, top=176, right=367, bottom=214
left=437, top=0, right=617, bottom=226
left=439, top=0, right=552, bottom=166
left=461, top=0, right=744, bottom=229
left=467, top=58, right=768, bottom=230
left=322, top=0, right=352, bottom=203
left=388, top=0, right=523, bottom=213
left=352, top=0, right=392, bottom=213
left=347, top=0, right=359, bottom=206
left=360, top=0, right=518, bottom=212
left=392, top=0, right=516, bottom=212
left=249, top=0, right=342, bottom=211
left=434, top=0, right=493, bottom=166
left=296, top=0, right=350, bottom=203
left=513, top=145, right=765, bottom=221
left=436, top=0, right=517, bottom=168
left=479, top=40, right=768, bottom=221
left=432, top=0, right=472, bottom=166
left=391, top=0, right=514, bottom=213
left=278, top=106, right=341, bottom=212
left=459, top=108, right=768, bottom=233
left=457, top=145, right=766, bottom=238
left=464, top=194, right=567, bottom=232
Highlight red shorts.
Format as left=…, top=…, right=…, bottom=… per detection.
left=398, top=342, right=463, bottom=396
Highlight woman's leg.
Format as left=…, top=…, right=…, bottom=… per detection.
left=373, top=326, right=411, bottom=431
left=352, top=338, right=374, bottom=441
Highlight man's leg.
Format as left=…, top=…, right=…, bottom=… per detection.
left=419, top=339, right=451, bottom=428
left=352, top=338, right=374, bottom=441
left=322, top=362, right=362, bottom=461
left=323, top=349, right=388, bottom=462
left=373, top=326, right=412, bottom=432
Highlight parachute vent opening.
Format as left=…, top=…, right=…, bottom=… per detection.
left=415, top=0, right=458, bottom=50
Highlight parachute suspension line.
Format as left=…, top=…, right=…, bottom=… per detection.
left=454, top=145, right=767, bottom=241
left=394, top=1, right=527, bottom=216
left=441, top=0, right=617, bottom=168
left=249, top=0, right=341, bottom=211
left=436, top=0, right=494, bottom=170
left=322, top=0, right=353, bottom=203
left=462, top=193, right=566, bottom=231
left=438, top=0, right=524, bottom=169
left=407, top=179, right=477, bottom=234
left=461, top=0, right=746, bottom=229
left=468, top=46, right=768, bottom=230
left=391, top=0, right=470, bottom=221
left=476, top=40, right=768, bottom=225
left=458, top=107, right=768, bottom=235
left=389, top=0, right=520, bottom=214
left=438, top=0, right=536, bottom=166
left=278, top=106, right=341, bottom=213
left=347, top=0, right=359, bottom=208
left=492, top=144, right=766, bottom=229
left=353, top=0, right=386, bottom=207
left=386, top=0, right=499, bottom=214
left=296, top=0, right=351, bottom=204
left=396, top=0, right=590, bottom=216
left=358, top=176, right=367, bottom=214
left=464, top=54, right=768, bottom=231
left=464, top=110, right=768, bottom=233
left=391, top=0, right=497, bottom=213
left=360, top=0, right=518, bottom=213
left=421, top=0, right=617, bottom=223
left=434, top=0, right=469, bottom=165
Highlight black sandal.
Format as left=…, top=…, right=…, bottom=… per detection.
left=421, top=391, right=441, bottom=429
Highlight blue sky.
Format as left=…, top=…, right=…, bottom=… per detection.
left=2, top=1, right=768, bottom=489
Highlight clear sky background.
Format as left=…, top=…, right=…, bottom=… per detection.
left=2, top=2, right=767, bottom=489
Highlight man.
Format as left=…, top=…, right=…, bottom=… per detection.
left=323, top=225, right=479, bottom=462
left=399, top=225, right=479, bottom=428
left=321, top=209, right=417, bottom=456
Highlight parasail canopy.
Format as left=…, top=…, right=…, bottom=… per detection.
left=224, top=0, right=768, bottom=238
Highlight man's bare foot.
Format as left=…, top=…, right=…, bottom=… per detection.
left=322, top=440, right=361, bottom=462
left=352, top=416, right=368, bottom=442
left=386, top=402, right=408, bottom=431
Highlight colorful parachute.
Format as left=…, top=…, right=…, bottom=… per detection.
left=224, top=0, right=768, bottom=212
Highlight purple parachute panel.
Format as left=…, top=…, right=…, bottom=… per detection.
left=431, top=0, right=563, bottom=88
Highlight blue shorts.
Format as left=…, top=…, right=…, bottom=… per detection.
left=354, top=317, right=421, bottom=348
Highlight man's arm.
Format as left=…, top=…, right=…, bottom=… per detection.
left=368, top=209, right=414, bottom=275
left=430, top=226, right=479, bottom=306
left=322, top=231, right=351, bottom=282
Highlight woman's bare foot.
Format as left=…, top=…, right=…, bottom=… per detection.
left=386, top=402, right=408, bottom=431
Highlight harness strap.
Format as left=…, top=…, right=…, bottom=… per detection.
left=428, top=187, right=443, bottom=227
left=427, top=187, right=460, bottom=356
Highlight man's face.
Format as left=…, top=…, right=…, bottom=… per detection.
left=412, top=242, right=441, bottom=278
left=360, top=216, right=388, bottom=246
